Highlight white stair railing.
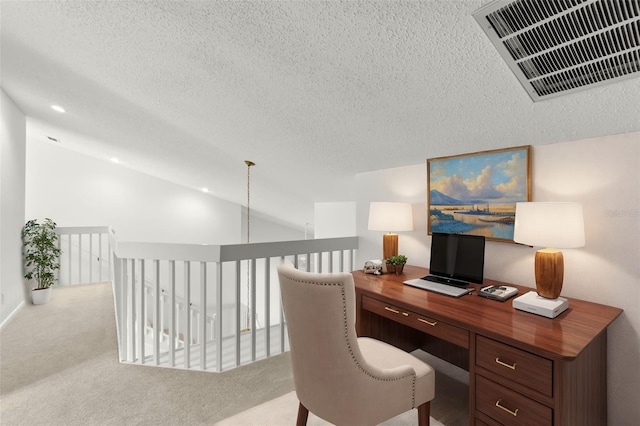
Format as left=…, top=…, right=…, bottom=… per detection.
left=110, top=231, right=358, bottom=372
left=55, top=226, right=112, bottom=285
left=53, top=226, right=358, bottom=372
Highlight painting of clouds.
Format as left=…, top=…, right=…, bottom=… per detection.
left=427, top=146, right=531, bottom=242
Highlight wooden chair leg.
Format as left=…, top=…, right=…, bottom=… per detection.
left=296, top=402, right=309, bottom=426
left=417, top=401, right=430, bottom=426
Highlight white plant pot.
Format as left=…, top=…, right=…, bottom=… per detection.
left=32, top=287, right=52, bottom=305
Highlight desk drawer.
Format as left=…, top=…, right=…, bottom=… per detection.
left=476, top=336, right=552, bottom=397
left=476, top=375, right=552, bottom=425
left=362, top=296, right=469, bottom=349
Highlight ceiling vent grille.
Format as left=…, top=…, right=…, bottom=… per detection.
left=473, top=0, right=640, bottom=101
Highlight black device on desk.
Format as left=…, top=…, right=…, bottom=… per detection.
left=404, top=233, right=485, bottom=297
left=478, top=285, right=518, bottom=301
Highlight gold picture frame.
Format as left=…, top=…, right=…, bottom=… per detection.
left=427, top=145, right=531, bottom=243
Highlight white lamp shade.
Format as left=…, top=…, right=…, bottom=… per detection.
left=368, top=202, right=413, bottom=232
left=514, top=202, right=585, bottom=248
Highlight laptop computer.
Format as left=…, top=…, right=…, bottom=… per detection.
left=404, top=233, right=485, bottom=297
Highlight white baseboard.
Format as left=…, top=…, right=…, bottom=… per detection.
left=0, top=301, right=25, bottom=331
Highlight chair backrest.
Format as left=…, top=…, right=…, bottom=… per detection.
left=277, top=263, right=368, bottom=418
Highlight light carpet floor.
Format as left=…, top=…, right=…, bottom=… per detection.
left=215, top=391, right=444, bottom=426
left=217, top=351, right=469, bottom=426
left=0, top=283, right=294, bottom=425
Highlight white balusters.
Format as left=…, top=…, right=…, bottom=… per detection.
left=55, top=226, right=112, bottom=285
left=104, top=234, right=358, bottom=372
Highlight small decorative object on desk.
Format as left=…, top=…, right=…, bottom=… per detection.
left=386, top=255, right=407, bottom=274
left=478, top=285, right=518, bottom=301
left=363, top=260, right=383, bottom=275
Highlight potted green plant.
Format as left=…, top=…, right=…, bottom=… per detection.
left=386, top=255, right=408, bottom=275
left=21, top=218, right=61, bottom=304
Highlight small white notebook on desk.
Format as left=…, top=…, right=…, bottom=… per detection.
left=403, top=278, right=473, bottom=298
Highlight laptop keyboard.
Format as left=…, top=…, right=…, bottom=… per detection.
left=422, top=275, right=470, bottom=288
left=404, top=278, right=472, bottom=297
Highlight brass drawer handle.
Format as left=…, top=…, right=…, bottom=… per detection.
left=495, top=399, right=519, bottom=417
left=417, top=318, right=437, bottom=326
left=384, top=306, right=409, bottom=316
left=495, top=357, right=517, bottom=370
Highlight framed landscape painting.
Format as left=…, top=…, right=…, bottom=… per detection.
left=427, top=145, right=531, bottom=243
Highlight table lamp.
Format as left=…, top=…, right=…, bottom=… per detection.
left=368, top=202, right=413, bottom=260
left=513, top=202, right=585, bottom=299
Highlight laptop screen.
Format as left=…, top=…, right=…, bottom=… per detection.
left=429, top=233, right=485, bottom=284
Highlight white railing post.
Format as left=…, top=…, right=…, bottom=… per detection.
left=153, top=260, right=161, bottom=366
left=68, top=236, right=73, bottom=283
left=121, top=257, right=129, bottom=361
left=280, top=256, right=287, bottom=354
left=250, top=258, right=257, bottom=362
left=129, top=259, right=136, bottom=362
left=169, top=260, right=176, bottom=367
left=199, top=261, right=207, bottom=371
left=113, top=255, right=125, bottom=361
left=78, top=235, right=82, bottom=283
left=138, top=259, right=146, bottom=364
left=264, top=257, right=271, bottom=358
left=89, top=234, right=93, bottom=282
left=183, top=261, right=191, bottom=369
left=216, top=262, right=223, bottom=372
left=234, top=260, right=241, bottom=368
left=98, top=234, right=103, bottom=282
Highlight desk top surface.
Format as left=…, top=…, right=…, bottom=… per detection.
left=353, top=265, right=623, bottom=360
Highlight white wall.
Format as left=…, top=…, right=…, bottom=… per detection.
left=314, top=202, right=356, bottom=238
left=0, top=89, right=27, bottom=327
left=26, top=138, right=308, bottom=246
left=241, top=209, right=306, bottom=243
left=26, top=138, right=244, bottom=245
left=356, top=164, right=429, bottom=264
left=355, top=132, right=640, bottom=425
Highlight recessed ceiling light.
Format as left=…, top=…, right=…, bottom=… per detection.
left=111, top=158, right=120, bottom=164
left=51, top=105, right=65, bottom=113
left=202, top=187, right=210, bottom=193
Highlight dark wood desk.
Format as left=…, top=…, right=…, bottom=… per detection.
left=353, top=265, right=622, bottom=426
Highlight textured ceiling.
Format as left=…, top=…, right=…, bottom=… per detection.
left=2, top=0, right=639, bottom=230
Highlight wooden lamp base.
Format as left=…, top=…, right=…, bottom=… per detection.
left=382, top=233, right=398, bottom=260
left=534, top=248, right=564, bottom=299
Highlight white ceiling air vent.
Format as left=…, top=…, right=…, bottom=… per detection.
left=473, top=0, right=640, bottom=101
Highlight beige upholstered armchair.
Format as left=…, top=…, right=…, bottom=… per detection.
left=277, top=262, right=435, bottom=426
